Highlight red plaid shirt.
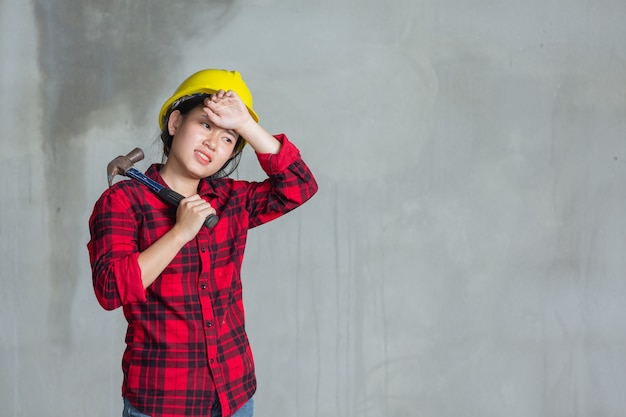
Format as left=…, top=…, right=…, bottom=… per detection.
left=88, top=135, right=317, bottom=417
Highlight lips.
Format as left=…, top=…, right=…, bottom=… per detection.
left=195, top=150, right=212, bottom=164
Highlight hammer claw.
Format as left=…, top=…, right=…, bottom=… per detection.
left=106, top=147, right=145, bottom=187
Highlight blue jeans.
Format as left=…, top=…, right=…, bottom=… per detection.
left=123, top=397, right=254, bottom=417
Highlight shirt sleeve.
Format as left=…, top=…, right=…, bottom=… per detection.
left=246, top=134, right=318, bottom=228
left=87, top=188, right=147, bottom=310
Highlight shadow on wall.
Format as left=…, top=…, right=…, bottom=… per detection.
left=31, top=0, right=237, bottom=347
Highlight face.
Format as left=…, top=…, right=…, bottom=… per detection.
left=165, top=106, right=238, bottom=180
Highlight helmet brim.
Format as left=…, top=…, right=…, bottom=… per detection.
left=158, top=87, right=259, bottom=131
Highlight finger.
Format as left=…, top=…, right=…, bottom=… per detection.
left=205, top=94, right=218, bottom=106
left=198, top=205, right=217, bottom=216
left=187, top=202, right=212, bottom=213
left=187, top=203, right=217, bottom=221
left=181, top=194, right=201, bottom=204
left=202, top=105, right=219, bottom=119
left=190, top=200, right=212, bottom=211
left=180, top=195, right=210, bottom=209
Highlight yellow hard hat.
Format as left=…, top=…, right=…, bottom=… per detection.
left=158, top=69, right=259, bottom=130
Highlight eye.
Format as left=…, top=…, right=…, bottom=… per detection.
left=202, top=122, right=211, bottom=129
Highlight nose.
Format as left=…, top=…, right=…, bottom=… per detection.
left=203, top=134, right=217, bottom=150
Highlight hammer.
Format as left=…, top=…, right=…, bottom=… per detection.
left=107, top=148, right=219, bottom=228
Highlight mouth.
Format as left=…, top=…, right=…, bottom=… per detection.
left=195, top=150, right=212, bottom=164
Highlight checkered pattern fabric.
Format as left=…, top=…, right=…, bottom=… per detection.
left=88, top=135, right=317, bottom=417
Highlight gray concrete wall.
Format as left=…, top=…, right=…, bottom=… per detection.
left=2, top=0, right=626, bottom=416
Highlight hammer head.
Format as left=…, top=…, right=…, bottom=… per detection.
left=107, top=147, right=145, bottom=187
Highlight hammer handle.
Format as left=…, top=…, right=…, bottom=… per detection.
left=125, top=167, right=219, bottom=228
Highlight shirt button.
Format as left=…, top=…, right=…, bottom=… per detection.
left=201, top=247, right=206, bottom=252
left=201, top=284, right=207, bottom=290
left=210, top=359, right=215, bottom=364
left=206, top=321, right=212, bottom=327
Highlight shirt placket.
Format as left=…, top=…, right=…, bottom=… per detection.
left=195, top=228, right=228, bottom=408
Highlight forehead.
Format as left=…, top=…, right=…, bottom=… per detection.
left=188, top=108, right=238, bottom=138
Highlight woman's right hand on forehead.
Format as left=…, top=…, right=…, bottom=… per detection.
left=204, top=90, right=254, bottom=132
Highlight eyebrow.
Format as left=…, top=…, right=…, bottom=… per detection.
left=199, top=113, right=237, bottom=137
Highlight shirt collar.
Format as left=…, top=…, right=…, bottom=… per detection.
left=145, top=163, right=220, bottom=198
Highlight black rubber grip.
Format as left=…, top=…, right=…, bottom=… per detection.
left=157, top=188, right=219, bottom=228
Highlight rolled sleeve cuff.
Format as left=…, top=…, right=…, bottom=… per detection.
left=256, top=134, right=301, bottom=174
left=116, top=252, right=147, bottom=304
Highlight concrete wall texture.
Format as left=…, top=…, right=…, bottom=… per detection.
left=1, top=0, right=626, bottom=416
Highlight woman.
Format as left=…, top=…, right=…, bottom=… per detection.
left=88, top=69, right=318, bottom=417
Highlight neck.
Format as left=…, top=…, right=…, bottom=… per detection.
left=159, top=165, right=201, bottom=197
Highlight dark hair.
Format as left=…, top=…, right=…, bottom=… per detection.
left=160, top=94, right=246, bottom=179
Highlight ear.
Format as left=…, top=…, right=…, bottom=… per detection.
left=167, top=110, right=182, bottom=136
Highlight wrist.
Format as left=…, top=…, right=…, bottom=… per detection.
left=237, top=122, right=281, bottom=154
left=235, top=117, right=257, bottom=139
left=168, top=224, right=194, bottom=246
